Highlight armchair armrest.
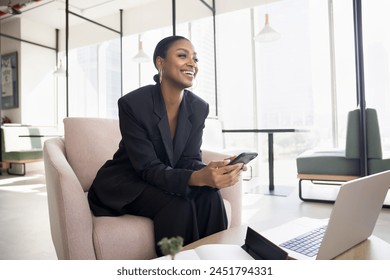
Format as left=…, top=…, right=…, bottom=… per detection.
left=202, top=149, right=242, bottom=228
left=43, top=137, right=96, bottom=259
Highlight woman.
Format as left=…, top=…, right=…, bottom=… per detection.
left=88, top=36, right=244, bottom=256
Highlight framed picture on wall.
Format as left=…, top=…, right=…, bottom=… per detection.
left=1, top=52, right=19, bottom=109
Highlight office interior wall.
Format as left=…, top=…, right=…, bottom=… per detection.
left=1, top=17, right=56, bottom=126
left=1, top=19, right=22, bottom=123
left=20, top=17, right=56, bottom=126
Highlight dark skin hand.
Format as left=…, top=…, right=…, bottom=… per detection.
left=189, top=156, right=247, bottom=189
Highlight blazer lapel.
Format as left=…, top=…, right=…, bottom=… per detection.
left=172, top=92, right=192, bottom=166
left=153, top=87, right=174, bottom=166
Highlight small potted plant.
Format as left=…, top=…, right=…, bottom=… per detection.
left=157, top=236, right=184, bottom=260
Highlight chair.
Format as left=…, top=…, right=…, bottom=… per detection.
left=43, top=117, right=242, bottom=260
left=296, top=108, right=390, bottom=203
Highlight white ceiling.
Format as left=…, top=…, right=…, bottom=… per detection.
left=0, top=0, right=158, bottom=28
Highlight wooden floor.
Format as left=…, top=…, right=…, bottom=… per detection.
left=0, top=161, right=389, bottom=260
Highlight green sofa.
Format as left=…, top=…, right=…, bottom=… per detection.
left=1, top=125, right=58, bottom=175
left=296, top=108, right=390, bottom=203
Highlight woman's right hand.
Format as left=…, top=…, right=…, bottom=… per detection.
left=189, top=159, right=243, bottom=189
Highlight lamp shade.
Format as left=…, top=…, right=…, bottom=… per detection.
left=53, top=60, right=66, bottom=76
left=133, top=41, right=151, bottom=63
left=254, top=13, right=281, bottom=43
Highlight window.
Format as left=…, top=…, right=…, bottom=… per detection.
left=214, top=0, right=358, bottom=178
left=66, top=38, right=121, bottom=118
left=361, top=0, right=390, bottom=150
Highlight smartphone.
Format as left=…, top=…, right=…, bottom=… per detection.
left=228, top=152, right=258, bottom=166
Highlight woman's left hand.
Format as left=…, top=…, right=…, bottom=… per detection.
left=189, top=158, right=244, bottom=189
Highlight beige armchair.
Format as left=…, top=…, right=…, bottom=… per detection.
left=43, top=117, right=242, bottom=260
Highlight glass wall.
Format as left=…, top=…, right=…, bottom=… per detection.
left=361, top=0, right=390, bottom=150
left=66, top=38, right=121, bottom=119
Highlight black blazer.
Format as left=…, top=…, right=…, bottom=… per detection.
left=88, top=84, right=209, bottom=216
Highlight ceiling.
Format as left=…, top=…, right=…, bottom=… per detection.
left=0, top=0, right=158, bottom=28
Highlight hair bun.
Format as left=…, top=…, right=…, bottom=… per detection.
left=153, top=74, right=159, bottom=83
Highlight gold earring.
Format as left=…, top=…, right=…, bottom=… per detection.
left=159, top=68, right=163, bottom=84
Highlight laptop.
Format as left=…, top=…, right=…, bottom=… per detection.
left=260, top=170, right=390, bottom=260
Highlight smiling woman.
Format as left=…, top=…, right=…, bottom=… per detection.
left=87, top=35, right=245, bottom=257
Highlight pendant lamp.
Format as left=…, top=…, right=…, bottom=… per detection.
left=254, top=13, right=281, bottom=43
left=132, top=41, right=150, bottom=63
left=53, top=59, right=66, bottom=76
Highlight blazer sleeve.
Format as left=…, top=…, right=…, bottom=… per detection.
left=118, top=96, right=196, bottom=196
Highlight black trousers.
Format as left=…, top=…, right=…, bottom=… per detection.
left=125, top=186, right=228, bottom=256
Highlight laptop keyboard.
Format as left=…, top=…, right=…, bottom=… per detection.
left=279, top=225, right=327, bottom=257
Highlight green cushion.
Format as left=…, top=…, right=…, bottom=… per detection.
left=345, top=108, right=382, bottom=159
left=368, top=158, right=390, bottom=174
left=2, top=151, right=43, bottom=161
left=296, top=149, right=360, bottom=176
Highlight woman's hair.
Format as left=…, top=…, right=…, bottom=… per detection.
left=153, top=35, right=189, bottom=83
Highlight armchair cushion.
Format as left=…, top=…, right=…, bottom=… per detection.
left=92, top=215, right=155, bottom=260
